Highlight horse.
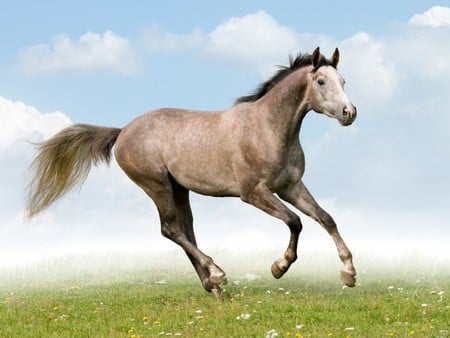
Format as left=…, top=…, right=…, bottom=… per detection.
left=26, top=47, right=357, bottom=298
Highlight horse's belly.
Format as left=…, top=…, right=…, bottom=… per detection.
left=169, top=162, right=240, bottom=197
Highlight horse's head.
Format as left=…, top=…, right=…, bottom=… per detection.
left=307, top=47, right=357, bottom=126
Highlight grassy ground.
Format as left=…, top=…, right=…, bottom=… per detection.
left=0, top=252, right=449, bottom=337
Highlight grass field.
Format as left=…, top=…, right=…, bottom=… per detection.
left=0, top=251, right=448, bottom=337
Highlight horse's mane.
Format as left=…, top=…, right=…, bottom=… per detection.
left=235, top=52, right=334, bottom=104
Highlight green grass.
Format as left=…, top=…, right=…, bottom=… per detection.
left=0, top=252, right=449, bottom=337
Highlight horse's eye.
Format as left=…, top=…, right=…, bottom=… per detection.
left=318, top=78, right=325, bottom=86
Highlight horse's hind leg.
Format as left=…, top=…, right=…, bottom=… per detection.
left=171, top=183, right=227, bottom=296
left=279, top=181, right=356, bottom=287
left=139, top=175, right=227, bottom=296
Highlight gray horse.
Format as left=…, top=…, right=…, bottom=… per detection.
left=26, top=47, right=357, bottom=298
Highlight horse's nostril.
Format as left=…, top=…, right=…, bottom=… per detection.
left=343, top=109, right=349, bottom=118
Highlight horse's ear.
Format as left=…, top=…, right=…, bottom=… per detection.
left=331, top=48, right=340, bottom=68
left=311, top=47, right=320, bottom=68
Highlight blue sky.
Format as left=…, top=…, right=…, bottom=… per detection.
left=1, top=2, right=449, bottom=266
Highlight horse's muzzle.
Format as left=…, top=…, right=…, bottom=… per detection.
left=341, top=105, right=357, bottom=126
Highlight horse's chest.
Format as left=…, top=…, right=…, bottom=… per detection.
left=267, top=149, right=305, bottom=190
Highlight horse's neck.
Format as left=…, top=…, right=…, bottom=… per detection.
left=255, top=69, right=310, bottom=144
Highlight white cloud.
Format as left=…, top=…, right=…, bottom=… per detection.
left=204, top=10, right=300, bottom=76
left=390, top=30, right=450, bottom=80
left=19, top=30, right=140, bottom=75
left=409, top=6, right=450, bottom=27
left=142, top=11, right=303, bottom=77
left=339, top=32, right=399, bottom=103
left=0, top=96, right=71, bottom=150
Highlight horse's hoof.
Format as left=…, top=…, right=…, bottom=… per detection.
left=271, top=260, right=286, bottom=279
left=341, top=270, right=356, bottom=287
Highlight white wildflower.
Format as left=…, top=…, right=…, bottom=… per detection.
left=266, top=329, right=278, bottom=338
left=237, top=313, right=251, bottom=320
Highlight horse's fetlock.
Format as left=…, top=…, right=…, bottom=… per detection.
left=339, top=250, right=353, bottom=262
left=199, top=255, right=214, bottom=268
left=286, top=251, right=298, bottom=263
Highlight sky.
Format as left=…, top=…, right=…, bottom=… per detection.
left=1, top=1, right=449, bottom=268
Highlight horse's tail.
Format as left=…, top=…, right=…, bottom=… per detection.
left=25, top=124, right=122, bottom=219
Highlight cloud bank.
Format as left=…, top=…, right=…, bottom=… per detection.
left=0, top=97, right=70, bottom=150
left=19, top=31, right=140, bottom=75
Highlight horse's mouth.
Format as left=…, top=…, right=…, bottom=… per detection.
left=339, top=118, right=355, bottom=126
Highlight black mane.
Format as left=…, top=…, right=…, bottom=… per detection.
left=235, top=52, right=334, bottom=104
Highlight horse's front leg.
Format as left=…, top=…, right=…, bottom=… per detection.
left=279, top=181, right=357, bottom=287
left=241, top=183, right=302, bottom=279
